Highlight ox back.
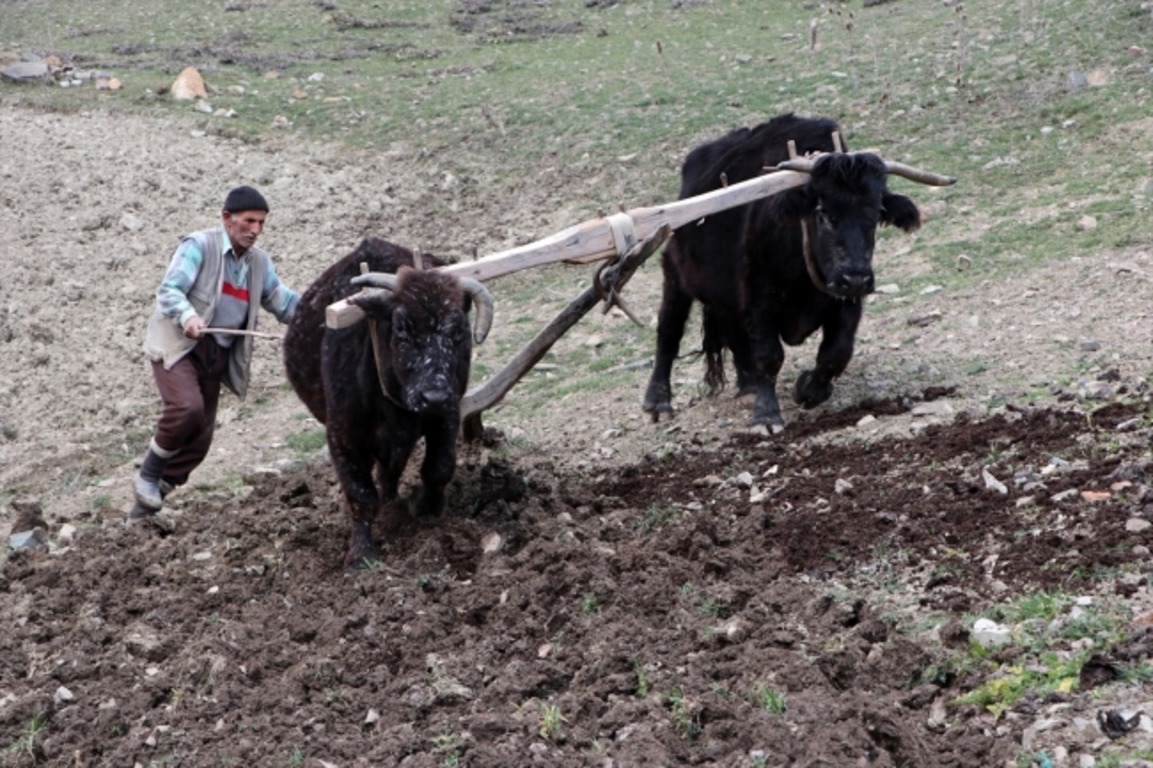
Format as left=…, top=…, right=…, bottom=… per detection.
left=643, top=113, right=922, bottom=431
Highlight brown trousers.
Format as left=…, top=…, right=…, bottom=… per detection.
left=150, top=335, right=230, bottom=487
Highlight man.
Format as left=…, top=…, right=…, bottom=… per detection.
left=130, top=185, right=300, bottom=521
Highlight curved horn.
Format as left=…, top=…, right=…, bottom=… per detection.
left=458, top=277, right=494, bottom=344
left=882, top=160, right=957, bottom=187
left=351, top=272, right=401, bottom=291
left=772, top=153, right=956, bottom=186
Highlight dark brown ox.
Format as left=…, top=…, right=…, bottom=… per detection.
left=283, top=236, right=493, bottom=572
left=643, top=113, right=949, bottom=431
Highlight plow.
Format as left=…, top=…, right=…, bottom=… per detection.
left=324, top=145, right=956, bottom=437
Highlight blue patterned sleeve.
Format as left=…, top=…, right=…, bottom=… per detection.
left=260, top=257, right=300, bottom=323
left=156, top=239, right=204, bottom=327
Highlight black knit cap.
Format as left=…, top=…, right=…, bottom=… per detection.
left=222, top=185, right=270, bottom=213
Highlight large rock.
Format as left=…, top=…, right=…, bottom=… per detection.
left=1, top=60, right=50, bottom=84
left=170, top=67, right=207, bottom=100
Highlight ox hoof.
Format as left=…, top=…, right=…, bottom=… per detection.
left=794, top=371, right=834, bottom=409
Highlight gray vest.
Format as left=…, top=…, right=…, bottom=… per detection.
left=142, top=227, right=268, bottom=399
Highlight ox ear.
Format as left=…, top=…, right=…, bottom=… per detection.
left=881, top=192, right=921, bottom=233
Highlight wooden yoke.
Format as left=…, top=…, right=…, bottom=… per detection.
left=324, top=168, right=811, bottom=330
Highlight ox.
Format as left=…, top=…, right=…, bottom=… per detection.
left=283, top=236, right=493, bottom=572
left=643, top=113, right=935, bottom=431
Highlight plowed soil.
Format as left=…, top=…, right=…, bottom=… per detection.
left=4, top=395, right=1153, bottom=767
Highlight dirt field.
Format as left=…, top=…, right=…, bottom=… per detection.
left=2, top=100, right=1153, bottom=767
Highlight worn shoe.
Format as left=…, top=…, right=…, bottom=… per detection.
left=133, top=439, right=177, bottom=510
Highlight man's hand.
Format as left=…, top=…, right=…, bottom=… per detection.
left=183, top=316, right=206, bottom=339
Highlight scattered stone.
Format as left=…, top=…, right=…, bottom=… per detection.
left=170, top=67, right=208, bottom=100
left=972, top=618, right=1012, bottom=648
left=1127, top=518, right=1152, bottom=533
left=365, top=708, right=380, bottom=725
left=834, top=478, right=854, bottom=495
left=1067, top=71, right=1088, bottom=91
left=1080, top=490, right=1111, bottom=503
left=732, top=472, right=754, bottom=489
left=956, top=254, right=972, bottom=271
left=920, top=284, right=943, bottom=295
left=481, top=532, right=503, bottom=554
left=1, top=60, right=50, bottom=83
left=875, top=283, right=900, bottom=295
left=58, top=523, right=77, bottom=545
left=856, top=414, right=876, bottom=428
left=9, top=528, right=47, bottom=551
left=1078, top=339, right=1100, bottom=352
left=907, top=310, right=943, bottom=327
left=982, top=468, right=1008, bottom=495
left=1076, top=215, right=1098, bottom=231
left=119, top=212, right=144, bottom=232
left=1051, top=489, right=1080, bottom=502
left=54, top=686, right=74, bottom=705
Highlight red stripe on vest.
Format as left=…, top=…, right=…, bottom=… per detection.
left=222, top=281, right=250, bottom=302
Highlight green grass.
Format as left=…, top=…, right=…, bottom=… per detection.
left=5, top=0, right=1152, bottom=432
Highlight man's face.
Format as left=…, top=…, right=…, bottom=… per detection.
left=222, top=209, right=267, bottom=255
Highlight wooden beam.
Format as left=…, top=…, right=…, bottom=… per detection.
left=326, top=168, right=810, bottom=329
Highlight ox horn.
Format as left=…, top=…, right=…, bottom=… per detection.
left=351, top=272, right=493, bottom=344
left=459, top=277, right=494, bottom=344
left=351, top=272, right=400, bottom=291
left=773, top=153, right=957, bottom=187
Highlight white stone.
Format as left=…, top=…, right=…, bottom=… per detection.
left=972, top=618, right=1011, bottom=648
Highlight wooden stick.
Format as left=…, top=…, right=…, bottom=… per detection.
left=326, top=168, right=811, bottom=329
left=209, top=328, right=283, bottom=341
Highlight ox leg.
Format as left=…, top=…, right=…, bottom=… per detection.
left=643, top=279, right=693, bottom=420
left=329, top=443, right=382, bottom=572
left=795, top=312, right=861, bottom=409
left=412, top=417, right=459, bottom=518
left=749, top=335, right=787, bottom=431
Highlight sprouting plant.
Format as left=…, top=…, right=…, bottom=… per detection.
left=6, top=710, right=47, bottom=759
left=538, top=702, right=566, bottom=741
left=581, top=594, right=599, bottom=615
left=286, top=746, right=305, bottom=767
left=664, top=687, right=701, bottom=741
left=634, top=660, right=649, bottom=698
left=752, top=684, right=787, bottom=715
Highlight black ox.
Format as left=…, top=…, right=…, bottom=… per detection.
left=284, top=236, right=493, bottom=571
left=643, top=113, right=933, bottom=431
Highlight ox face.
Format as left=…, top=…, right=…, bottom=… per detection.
left=385, top=298, right=472, bottom=415
left=349, top=269, right=474, bottom=416
left=779, top=153, right=921, bottom=300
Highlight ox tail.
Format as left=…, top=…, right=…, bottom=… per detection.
left=701, top=307, right=727, bottom=396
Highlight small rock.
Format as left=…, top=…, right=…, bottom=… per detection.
left=956, top=254, right=972, bottom=271
left=1126, top=518, right=1152, bottom=533
left=982, top=468, right=1008, bottom=494
left=856, top=414, right=876, bottom=428
left=54, top=686, right=74, bottom=705
left=365, top=708, right=380, bottom=725
left=834, top=478, right=854, bottom=495
left=1080, top=490, right=1111, bottom=503
left=58, top=523, right=77, bottom=545
left=119, top=212, right=144, bottom=231
left=170, top=66, right=207, bottom=100
left=733, top=472, right=754, bottom=489
left=1076, top=215, right=1098, bottom=231
left=972, top=618, right=1011, bottom=648
left=907, top=311, right=943, bottom=327
left=875, top=283, right=900, bottom=295
left=9, top=528, right=47, bottom=551
left=1051, top=488, right=1080, bottom=502
left=1, top=60, right=50, bottom=83
left=481, top=532, right=503, bottom=554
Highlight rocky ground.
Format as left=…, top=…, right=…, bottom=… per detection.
left=2, top=99, right=1153, bottom=767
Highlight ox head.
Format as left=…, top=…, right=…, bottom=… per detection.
left=349, top=267, right=494, bottom=415
left=772, top=152, right=923, bottom=300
